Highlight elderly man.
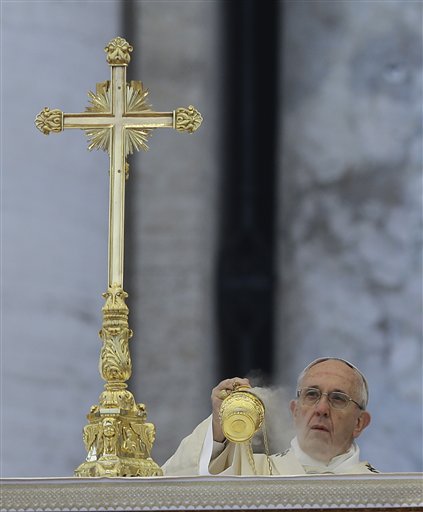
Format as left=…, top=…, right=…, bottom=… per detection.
left=162, top=357, right=378, bottom=475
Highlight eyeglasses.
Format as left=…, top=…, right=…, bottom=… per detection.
left=297, top=387, right=364, bottom=410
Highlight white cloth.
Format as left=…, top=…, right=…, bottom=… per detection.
left=162, top=416, right=378, bottom=476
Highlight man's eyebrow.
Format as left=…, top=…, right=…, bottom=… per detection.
left=331, top=388, right=348, bottom=394
left=305, top=385, right=349, bottom=394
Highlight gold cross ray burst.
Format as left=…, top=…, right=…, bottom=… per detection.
left=35, top=37, right=202, bottom=289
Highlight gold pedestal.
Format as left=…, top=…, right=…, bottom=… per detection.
left=75, top=457, right=161, bottom=478
left=74, top=396, right=162, bottom=477
left=74, top=285, right=163, bottom=477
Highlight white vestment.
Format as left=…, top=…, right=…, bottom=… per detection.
left=162, top=416, right=378, bottom=476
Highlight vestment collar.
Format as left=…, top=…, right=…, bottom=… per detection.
left=290, top=436, right=360, bottom=472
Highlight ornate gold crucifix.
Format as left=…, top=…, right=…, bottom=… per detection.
left=35, top=37, right=202, bottom=477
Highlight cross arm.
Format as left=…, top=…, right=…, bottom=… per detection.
left=35, top=105, right=202, bottom=135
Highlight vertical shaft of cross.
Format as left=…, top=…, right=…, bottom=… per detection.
left=109, top=65, right=126, bottom=289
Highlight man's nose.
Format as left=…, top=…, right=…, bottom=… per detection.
left=314, top=393, right=331, bottom=414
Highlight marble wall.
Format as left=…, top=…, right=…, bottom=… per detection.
left=1, top=0, right=421, bottom=478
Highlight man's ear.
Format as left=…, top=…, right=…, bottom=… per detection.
left=289, top=399, right=297, bottom=417
left=353, top=411, right=371, bottom=438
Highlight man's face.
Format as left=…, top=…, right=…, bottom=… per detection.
left=289, top=360, right=371, bottom=463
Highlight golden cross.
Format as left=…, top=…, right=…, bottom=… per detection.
left=35, top=37, right=202, bottom=478
left=35, top=36, right=202, bottom=290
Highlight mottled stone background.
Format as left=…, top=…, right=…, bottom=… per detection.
left=276, top=1, right=422, bottom=472
left=1, top=0, right=421, bottom=477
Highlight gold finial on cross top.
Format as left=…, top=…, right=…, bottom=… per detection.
left=105, top=36, right=133, bottom=65
left=35, top=37, right=202, bottom=478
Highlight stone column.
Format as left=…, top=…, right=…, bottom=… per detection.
left=125, top=0, right=221, bottom=464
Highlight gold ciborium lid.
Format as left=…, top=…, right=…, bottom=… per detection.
left=219, top=386, right=265, bottom=443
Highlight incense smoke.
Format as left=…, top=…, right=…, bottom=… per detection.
left=249, top=385, right=296, bottom=454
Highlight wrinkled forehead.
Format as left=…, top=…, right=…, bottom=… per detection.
left=300, top=359, right=362, bottom=391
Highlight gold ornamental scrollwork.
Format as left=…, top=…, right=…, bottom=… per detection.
left=74, top=282, right=163, bottom=476
left=35, top=107, right=63, bottom=135
left=99, top=284, right=133, bottom=384
left=74, top=282, right=162, bottom=477
left=175, top=105, right=203, bottom=133
left=99, top=330, right=132, bottom=383
left=105, top=37, right=133, bottom=65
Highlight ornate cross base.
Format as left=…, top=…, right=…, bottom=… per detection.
left=74, top=397, right=163, bottom=477
left=74, top=285, right=163, bottom=477
left=75, top=452, right=162, bottom=478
